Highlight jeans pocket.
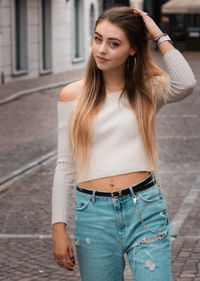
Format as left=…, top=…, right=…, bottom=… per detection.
left=134, top=186, right=169, bottom=234
left=137, top=187, right=162, bottom=203
left=74, top=198, right=90, bottom=211
left=74, top=197, right=91, bottom=246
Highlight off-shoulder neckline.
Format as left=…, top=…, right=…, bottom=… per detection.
left=57, top=100, right=76, bottom=104
left=57, top=91, right=122, bottom=104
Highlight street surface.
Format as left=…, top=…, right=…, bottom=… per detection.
left=0, top=49, right=200, bottom=280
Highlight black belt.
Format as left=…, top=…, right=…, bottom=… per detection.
left=76, top=174, right=155, bottom=198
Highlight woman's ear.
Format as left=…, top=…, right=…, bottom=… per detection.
left=130, top=47, right=137, bottom=56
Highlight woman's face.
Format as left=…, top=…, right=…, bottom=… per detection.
left=92, top=20, right=136, bottom=72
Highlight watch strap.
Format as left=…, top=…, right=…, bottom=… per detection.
left=153, top=33, right=167, bottom=43
left=157, top=35, right=172, bottom=45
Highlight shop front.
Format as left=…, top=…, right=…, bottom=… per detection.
left=162, top=0, right=200, bottom=50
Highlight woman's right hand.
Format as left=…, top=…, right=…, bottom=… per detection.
left=52, top=223, right=76, bottom=270
left=131, top=6, right=162, bottom=40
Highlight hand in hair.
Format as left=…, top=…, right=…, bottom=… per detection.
left=131, top=6, right=163, bottom=40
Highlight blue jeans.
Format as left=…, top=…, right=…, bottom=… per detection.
left=74, top=173, right=172, bottom=281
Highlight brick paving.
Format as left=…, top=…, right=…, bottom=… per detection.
left=0, top=48, right=200, bottom=280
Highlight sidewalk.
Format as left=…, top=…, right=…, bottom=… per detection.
left=0, top=68, right=85, bottom=104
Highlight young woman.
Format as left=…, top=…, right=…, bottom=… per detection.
left=51, top=6, right=196, bottom=281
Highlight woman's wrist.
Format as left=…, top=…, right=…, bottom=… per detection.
left=150, top=28, right=174, bottom=55
left=153, top=32, right=166, bottom=43
left=151, top=30, right=163, bottom=40
left=153, top=32, right=174, bottom=55
left=158, top=40, right=175, bottom=55
left=52, top=222, right=67, bottom=232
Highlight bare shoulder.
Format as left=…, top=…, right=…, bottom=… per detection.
left=59, top=79, right=85, bottom=102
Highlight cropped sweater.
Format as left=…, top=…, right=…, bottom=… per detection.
left=51, top=49, right=196, bottom=225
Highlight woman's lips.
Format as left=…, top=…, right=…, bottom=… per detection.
left=97, top=56, right=109, bottom=63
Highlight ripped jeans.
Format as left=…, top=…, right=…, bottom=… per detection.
left=74, top=174, right=172, bottom=281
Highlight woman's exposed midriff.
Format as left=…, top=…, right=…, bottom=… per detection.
left=78, top=171, right=151, bottom=192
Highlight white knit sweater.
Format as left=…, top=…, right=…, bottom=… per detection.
left=51, top=49, right=196, bottom=226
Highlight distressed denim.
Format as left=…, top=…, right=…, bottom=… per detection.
left=74, top=173, right=172, bottom=281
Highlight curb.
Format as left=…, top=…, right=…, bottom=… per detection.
left=0, top=150, right=57, bottom=193
left=0, top=77, right=81, bottom=105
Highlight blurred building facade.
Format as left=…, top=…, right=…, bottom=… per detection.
left=0, top=0, right=99, bottom=84
left=143, top=0, right=169, bottom=25
left=162, top=0, right=200, bottom=51
left=143, top=0, right=200, bottom=51
left=98, top=0, right=131, bottom=11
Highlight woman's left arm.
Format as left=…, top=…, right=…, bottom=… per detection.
left=132, top=6, right=197, bottom=111
left=132, top=6, right=176, bottom=55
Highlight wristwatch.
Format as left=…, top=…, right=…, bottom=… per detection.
left=153, top=33, right=167, bottom=43
left=157, top=35, right=173, bottom=45
left=153, top=33, right=173, bottom=45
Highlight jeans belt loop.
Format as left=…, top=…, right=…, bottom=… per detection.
left=92, top=190, right=96, bottom=203
left=128, top=186, right=136, bottom=201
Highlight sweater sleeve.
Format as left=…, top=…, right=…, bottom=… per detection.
left=51, top=101, right=77, bottom=226
left=155, top=49, right=196, bottom=113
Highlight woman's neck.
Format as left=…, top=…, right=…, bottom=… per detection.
left=103, top=68, right=125, bottom=94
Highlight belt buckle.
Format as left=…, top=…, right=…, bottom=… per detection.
left=111, top=189, right=122, bottom=198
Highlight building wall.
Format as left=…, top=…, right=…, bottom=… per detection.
left=29, top=0, right=40, bottom=79
left=0, top=0, right=12, bottom=83
left=0, top=0, right=3, bottom=82
left=0, top=0, right=99, bottom=84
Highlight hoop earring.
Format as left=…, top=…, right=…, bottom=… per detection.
left=133, top=55, right=136, bottom=66
left=126, top=55, right=136, bottom=73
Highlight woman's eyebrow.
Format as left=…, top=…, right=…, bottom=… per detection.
left=94, top=31, right=122, bottom=42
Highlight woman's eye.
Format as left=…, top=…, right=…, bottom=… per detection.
left=94, top=37, right=119, bottom=47
left=110, top=42, right=119, bottom=47
left=94, top=37, right=101, bottom=42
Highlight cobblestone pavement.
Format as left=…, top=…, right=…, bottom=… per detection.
left=0, top=48, right=200, bottom=280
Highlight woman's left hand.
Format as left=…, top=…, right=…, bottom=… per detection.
left=131, top=6, right=163, bottom=40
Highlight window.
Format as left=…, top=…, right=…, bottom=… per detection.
left=90, top=4, right=95, bottom=45
left=13, top=0, right=28, bottom=74
left=40, top=0, right=52, bottom=73
left=74, top=0, right=84, bottom=59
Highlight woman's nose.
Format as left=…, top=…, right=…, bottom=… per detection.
left=99, top=42, right=107, bottom=53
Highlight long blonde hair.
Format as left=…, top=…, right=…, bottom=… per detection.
left=70, top=6, right=168, bottom=179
